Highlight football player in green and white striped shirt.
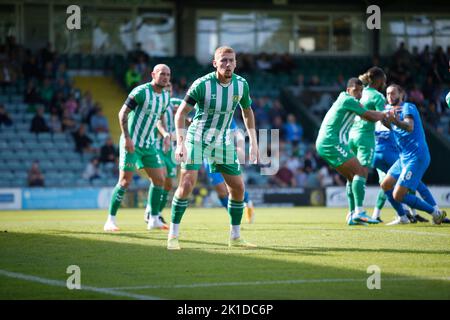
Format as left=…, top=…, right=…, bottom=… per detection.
left=104, top=64, right=172, bottom=232
left=167, top=46, right=259, bottom=250
left=144, top=83, right=182, bottom=224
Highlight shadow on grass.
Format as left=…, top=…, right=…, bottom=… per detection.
left=0, top=231, right=449, bottom=300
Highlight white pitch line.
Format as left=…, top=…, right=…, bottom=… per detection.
left=375, top=229, right=450, bottom=237
left=0, top=269, right=161, bottom=300
left=106, top=276, right=450, bottom=291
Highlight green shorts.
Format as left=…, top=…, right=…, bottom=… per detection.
left=316, top=139, right=355, bottom=168
left=119, top=137, right=163, bottom=171
left=181, top=140, right=241, bottom=176
left=348, top=133, right=375, bottom=167
left=158, top=148, right=177, bottom=178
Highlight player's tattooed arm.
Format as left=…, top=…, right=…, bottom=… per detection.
left=118, top=104, right=132, bottom=138
left=118, top=104, right=134, bottom=153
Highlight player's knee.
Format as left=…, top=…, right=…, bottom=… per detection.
left=380, top=179, right=392, bottom=192
left=152, top=173, right=165, bottom=186
left=229, top=181, right=245, bottom=198
left=393, top=189, right=405, bottom=202
left=179, top=177, right=195, bottom=195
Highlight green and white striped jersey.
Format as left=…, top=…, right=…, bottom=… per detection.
left=316, top=92, right=367, bottom=145
left=126, top=83, right=170, bottom=148
left=185, top=72, right=252, bottom=145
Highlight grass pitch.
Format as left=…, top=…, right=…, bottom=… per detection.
left=0, top=207, right=449, bottom=300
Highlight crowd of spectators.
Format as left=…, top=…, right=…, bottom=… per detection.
left=1, top=36, right=119, bottom=186
left=385, top=43, right=450, bottom=132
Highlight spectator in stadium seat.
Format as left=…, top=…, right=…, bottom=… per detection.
left=256, top=53, right=272, bottom=72
left=55, top=77, right=71, bottom=99
left=253, top=99, right=271, bottom=129
left=296, top=74, right=305, bottom=88
left=268, top=99, right=286, bottom=124
left=39, top=42, right=55, bottom=65
left=48, top=114, right=62, bottom=133
left=295, top=167, right=308, bottom=188
left=317, top=165, right=334, bottom=188
left=42, top=61, right=54, bottom=81
left=30, top=106, right=50, bottom=133
left=125, top=63, right=141, bottom=92
left=28, top=161, right=45, bottom=187
left=271, top=161, right=296, bottom=187
left=72, top=124, right=96, bottom=154
left=90, top=107, right=109, bottom=133
left=24, top=80, right=41, bottom=104
left=82, top=158, right=102, bottom=183
left=49, top=91, right=65, bottom=118
left=283, top=114, right=303, bottom=144
left=333, top=73, right=346, bottom=90
left=0, top=104, right=12, bottom=128
left=79, top=91, right=95, bottom=123
left=100, top=137, right=117, bottom=164
left=408, top=84, right=425, bottom=106
left=61, top=109, right=77, bottom=132
left=303, top=150, right=317, bottom=173
left=0, top=57, right=17, bottom=87
left=64, top=93, right=78, bottom=114
left=55, top=62, right=69, bottom=82
left=128, top=42, right=149, bottom=63
left=22, top=54, right=41, bottom=83
left=39, top=78, right=54, bottom=108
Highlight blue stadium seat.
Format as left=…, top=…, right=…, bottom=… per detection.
left=13, top=171, right=28, bottom=180
left=23, top=140, right=41, bottom=151
left=52, top=132, right=69, bottom=142
left=19, top=132, right=38, bottom=143
left=37, top=133, right=52, bottom=142
left=8, top=162, right=23, bottom=171
left=0, top=150, right=15, bottom=160
left=1, top=131, right=16, bottom=142
left=75, top=179, right=90, bottom=187
left=29, top=150, right=46, bottom=161
left=41, top=141, right=55, bottom=150
left=40, top=161, right=55, bottom=171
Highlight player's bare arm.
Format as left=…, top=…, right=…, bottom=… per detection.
left=360, top=110, right=386, bottom=123
left=118, top=103, right=134, bottom=153
left=156, top=116, right=171, bottom=152
left=174, top=100, right=193, bottom=162
left=241, top=107, right=259, bottom=164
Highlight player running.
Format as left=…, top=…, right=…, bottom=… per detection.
left=104, top=64, right=171, bottom=232
left=380, top=84, right=447, bottom=225
left=315, top=78, right=388, bottom=225
left=167, top=46, right=259, bottom=250
left=144, top=83, right=182, bottom=227
left=347, top=66, right=387, bottom=224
